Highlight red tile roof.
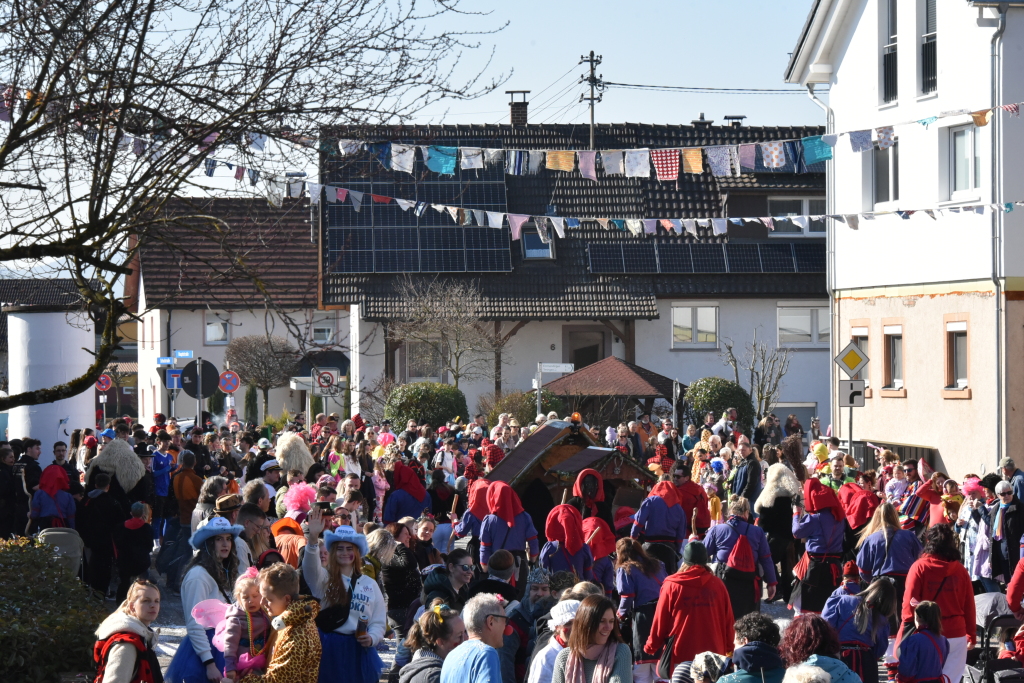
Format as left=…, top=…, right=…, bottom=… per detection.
left=140, top=197, right=318, bottom=309
left=542, top=356, right=681, bottom=398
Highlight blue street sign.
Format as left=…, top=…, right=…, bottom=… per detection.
left=157, top=357, right=174, bottom=366
left=166, top=369, right=183, bottom=390
left=174, top=350, right=194, bottom=359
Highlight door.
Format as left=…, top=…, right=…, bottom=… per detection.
left=568, top=331, right=605, bottom=369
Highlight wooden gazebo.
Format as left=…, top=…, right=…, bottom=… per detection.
left=542, top=356, right=684, bottom=418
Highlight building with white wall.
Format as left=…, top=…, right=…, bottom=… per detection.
left=135, top=197, right=347, bottom=422
left=322, top=119, right=832, bottom=429
left=785, top=0, right=1024, bottom=477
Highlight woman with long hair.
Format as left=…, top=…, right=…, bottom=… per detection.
left=381, top=521, right=423, bottom=639
left=339, top=420, right=356, bottom=442
left=898, top=524, right=975, bottom=683
left=427, top=468, right=457, bottom=518
left=165, top=517, right=243, bottom=683
left=779, top=614, right=861, bottom=683
left=400, top=598, right=466, bottom=683
left=784, top=414, right=804, bottom=438
left=613, top=538, right=666, bottom=683
left=322, top=436, right=344, bottom=477
left=67, top=428, right=84, bottom=472
left=755, top=463, right=803, bottom=605
left=778, top=435, right=808, bottom=482
left=551, top=595, right=632, bottom=683
left=303, top=507, right=386, bottom=683
left=855, top=503, right=922, bottom=627
left=822, top=577, right=896, bottom=682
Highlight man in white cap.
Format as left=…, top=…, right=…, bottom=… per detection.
left=526, top=599, right=580, bottom=683
left=260, top=459, right=282, bottom=501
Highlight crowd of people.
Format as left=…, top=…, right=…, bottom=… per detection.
left=4, top=407, right=1023, bottom=683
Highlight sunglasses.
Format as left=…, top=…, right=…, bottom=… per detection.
left=672, top=473, right=684, bottom=478
left=454, top=563, right=474, bottom=572
left=1000, top=491, right=1014, bottom=497
left=903, top=468, right=916, bottom=473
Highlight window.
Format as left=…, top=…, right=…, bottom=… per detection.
left=313, top=326, right=334, bottom=345
left=149, top=317, right=155, bottom=351
left=950, top=125, right=981, bottom=197
left=946, top=321, right=968, bottom=390
left=852, top=327, right=870, bottom=385
left=671, top=305, right=718, bottom=349
left=522, top=228, right=553, bottom=259
left=922, top=0, right=937, bottom=93
left=874, top=141, right=899, bottom=204
left=407, top=341, right=442, bottom=381
left=883, top=0, right=898, bottom=103
left=205, top=310, right=229, bottom=345
left=767, top=198, right=827, bottom=234
left=778, top=306, right=829, bottom=346
left=884, top=325, right=903, bottom=389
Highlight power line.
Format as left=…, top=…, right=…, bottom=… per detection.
left=604, top=81, right=817, bottom=95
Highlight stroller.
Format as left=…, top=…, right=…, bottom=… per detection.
left=966, top=592, right=1024, bottom=683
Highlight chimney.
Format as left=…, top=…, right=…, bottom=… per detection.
left=691, top=112, right=714, bottom=128
left=724, top=115, right=747, bottom=127
left=507, top=90, right=530, bottom=126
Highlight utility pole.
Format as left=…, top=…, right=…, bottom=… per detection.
left=579, top=51, right=603, bottom=150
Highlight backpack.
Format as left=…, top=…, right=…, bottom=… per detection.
left=93, top=631, right=162, bottom=683
left=724, top=528, right=756, bottom=575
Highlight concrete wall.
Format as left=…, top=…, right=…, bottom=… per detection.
left=137, top=278, right=346, bottom=422
left=349, top=297, right=832, bottom=431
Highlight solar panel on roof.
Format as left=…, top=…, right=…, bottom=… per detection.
left=376, top=250, right=419, bottom=272
left=328, top=250, right=373, bottom=273
left=622, top=243, right=658, bottom=273
left=794, top=243, right=827, bottom=272
left=691, top=243, right=726, bottom=273
left=759, top=243, right=797, bottom=272
left=421, top=249, right=466, bottom=272
left=657, top=243, right=693, bottom=273
left=467, top=249, right=512, bottom=272
left=725, top=244, right=761, bottom=273
left=588, top=244, right=624, bottom=273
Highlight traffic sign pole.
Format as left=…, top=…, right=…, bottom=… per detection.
left=197, top=356, right=203, bottom=428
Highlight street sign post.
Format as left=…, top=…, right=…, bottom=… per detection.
left=157, top=357, right=175, bottom=366
left=219, top=370, right=241, bottom=394
left=834, top=338, right=870, bottom=452
left=174, top=350, right=194, bottom=359
left=181, top=359, right=218, bottom=423
left=535, top=362, right=574, bottom=415
left=96, top=374, right=112, bottom=392
left=164, top=369, right=183, bottom=389
left=312, top=368, right=341, bottom=397
left=98, top=393, right=108, bottom=423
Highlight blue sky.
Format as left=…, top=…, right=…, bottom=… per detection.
left=410, top=0, right=825, bottom=128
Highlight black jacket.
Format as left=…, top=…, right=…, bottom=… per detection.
left=399, top=653, right=441, bottom=683
left=78, top=491, right=125, bottom=552
left=15, top=456, right=42, bottom=505
left=991, top=497, right=1024, bottom=580
left=420, top=566, right=470, bottom=611
left=117, top=520, right=154, bottom=576
left=381, top=543, right=422, bottom=610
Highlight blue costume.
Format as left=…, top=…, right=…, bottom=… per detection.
left=383, top=488, right=429, bottom=523
left=823, top=581, right=889, bottom=683
left=897, top=630, right=948, bottom=682
left=856, top=528, right=922, bottom=579
left=630, top=494, right=687, bottom=551
left=793, top=509, right=846, bottom=554
left=704, top=517, right=778, bottom=582
left=539, top=541, right=593, bottom=579
left=479, top=511, right=538, bottom=566
left=593, top=556, right=615, bottom=596
left=454, top=510, right=482, bottom=538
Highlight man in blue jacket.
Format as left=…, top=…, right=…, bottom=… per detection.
left=730, top=439, right=762, bottom=513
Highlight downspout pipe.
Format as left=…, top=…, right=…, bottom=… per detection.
left=807, top=84, right=838, bottom=444
left=991, top=5, right=1007, bottom=467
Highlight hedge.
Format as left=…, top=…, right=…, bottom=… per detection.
left=482, top=390, right=566, bottom=429
left=384, top=382, right=468, bottom=428
left=0, top=537, right=107, bottom=682
left=683, top=376, right=755, bottom=436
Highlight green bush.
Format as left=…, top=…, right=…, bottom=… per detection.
left=683, top=377, right=755, bottom=436
left=264, top=408, right=292, bottom=432
left=385, top=382, right=468, bottom=428
left=0, top=537, right=106, bottom=682
left=310, top=394, right=324, bottom=417
left=207, top=388, right=225, bottom=416
left=244, top=384, right=259, bottom=424
left=481, top=390, right=566, bottom=429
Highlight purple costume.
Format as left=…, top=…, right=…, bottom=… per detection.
left=615, top=563, right=667, bottom=616
left=822, top=582, right=889, bottom=657
left=856, top=529, right=922, bottom=579
left=539, top=542, right=594, bottom=580
left=897, top=630, right=948, bottom=680
left=479, top=511, right=539, bottom=566
left=593, top=556, right=615, bottom=596
left=793, top=509, right=845, bottom=553
left=454, top=511, right=482, bottom=538
left=630, top=495, right=687, bottom=550
left=703, top=517, right=778, bottom=584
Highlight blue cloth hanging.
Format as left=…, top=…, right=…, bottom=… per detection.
left=425, top=146, right=458, bottom=175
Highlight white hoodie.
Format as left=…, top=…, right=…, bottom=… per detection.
left=94, top=610, right=157, bottom=683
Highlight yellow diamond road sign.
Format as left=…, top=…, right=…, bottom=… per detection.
left=835, top=341, right=869, bottom=379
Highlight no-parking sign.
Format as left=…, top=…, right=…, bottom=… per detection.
left=95, top=374, right=112, bottom=392
left=219, top=370, right=241, bottom=393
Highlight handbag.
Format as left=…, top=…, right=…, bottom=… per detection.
left=314, top=582, right=354, bottom=632
left=900, top=574, right=948, bottom=641
left=656, top=635, right=675, bottom=680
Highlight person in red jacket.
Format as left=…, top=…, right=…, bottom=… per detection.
left=1006, top=555, right=1024, bottom=618
left=644, top=541, right=734, bottom=673
left=896, top=524, right=975, bottom=683
left=673, top=463, right=711, bottom=538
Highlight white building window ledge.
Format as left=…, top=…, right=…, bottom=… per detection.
left=670, top=344, right=719, bottom=352
left=877, top=101, right=899, bottom=112
left=942, top=193, right=983, bottom=206
left=872, top=200, right=901, bottom=212
left=916, top=92, right=939, bottom=103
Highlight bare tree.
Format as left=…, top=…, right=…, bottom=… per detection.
left=225, top=335, right=299, bottom=422
left=388, top=276, right=512, bottom=390
left=104, top=363, right=136, bottom=417
left=0, top=0, right=506, bottom=412
left=721, top=329, right=793, bottom=420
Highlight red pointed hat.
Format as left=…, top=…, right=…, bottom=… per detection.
left=648, top=481, right=681, bottom=508
left=573, top=468, right=606, bottom=503
left=545, top=504, right=584, bottom=556
left=582, top=516, right=616, bottom=559
left=468, top=479, right=491, bottom=520
left=837, top=482, right=880, bottom=530
left=804, top=478, right=846, bottom=522
left=392, top=461, right=427, bottom=501
left=613, top=506, right=636, bottom=530
left=486, top=481, right=524, bottom=527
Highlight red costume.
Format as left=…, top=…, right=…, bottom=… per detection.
left=896, top=553, right=975, bottom=649
left=572, top=468, right=606, bottom=518
left=675, top=479, right=711, bottom=535
left=837, top=482, right=881, bottom=530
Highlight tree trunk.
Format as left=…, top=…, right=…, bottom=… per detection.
left=494, top=321, right=502, bottom=398
left=261, top=387, right=270, bottom=424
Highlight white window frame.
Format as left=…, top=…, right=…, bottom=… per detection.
left=766, top=197, right=827, bottom=237
left=777, top=302, right=830, bottom=348
left=947, top=124, right=981, bottom=202
left=405, top=340, right=443, bottom=382
left=873, top=141, right=899, bottom=208
left=946, top=321, right=968, bottom=390
left=521, top=225, right=555, bottom=260
left=312, top=326, right=335, bottom=345
left=670, top=302, right=719, bottom=350
left=884, top=325, right=904, bottom=390
left=204, top=310, right=230, bottom=345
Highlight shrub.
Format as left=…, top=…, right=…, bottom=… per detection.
left=0, top=537, right=107, bottom=682
left=264, top=408, right=292, bottom=433
left=480, top=390, right=566, bottom=429
left=207, top=388, right=225, bottom=417
left=310, top=394, right=324, bottom=417
left=385, top=382, right=468, bottom=428
left=683, top=377, right=755, bottom=436
left=244, top=383, right=259, bottom=424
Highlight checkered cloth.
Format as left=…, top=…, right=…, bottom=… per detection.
left=650, top=148, right=680, bottom=182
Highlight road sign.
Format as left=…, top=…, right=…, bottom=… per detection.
left=539, top=363, right=574, bottom=373
left=312, top=368, right=341, bottom=397
left=838, top=380, right=866, bottom=407
left=219, top=370, right=241, bottom=394
left=163, top=368, right=183, bottom=390
left=834, top=341, right=870, bottom=379
left=174, top=350, right=194, bottom=359
left=98, top=394, right=107, bottom=404
left=157, top=357, right=175, bottom=366
left=180, top=360, right=218, bottom=399
left=95, top=374, right=112, bottom=391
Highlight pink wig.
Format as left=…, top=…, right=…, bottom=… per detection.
left=962, top=477, right=984, bottom=497
left=283, top=481, right=317, bottom=513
